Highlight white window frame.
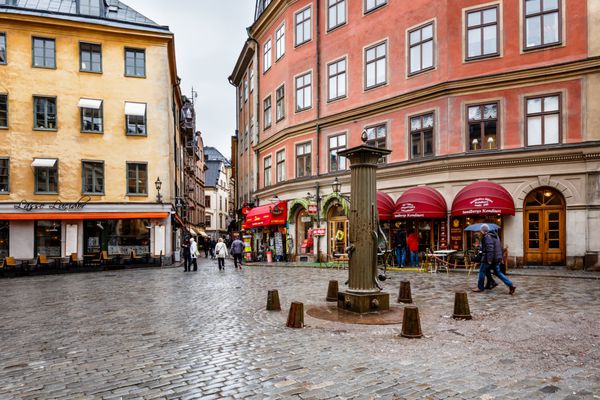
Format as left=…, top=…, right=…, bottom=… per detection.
left=276, top=23, right=286, bottom=60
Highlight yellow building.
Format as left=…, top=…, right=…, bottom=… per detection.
left=0, top=0, right=183, bottom=261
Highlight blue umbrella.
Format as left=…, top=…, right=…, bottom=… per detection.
left=464, top=223, right=500, bottom=232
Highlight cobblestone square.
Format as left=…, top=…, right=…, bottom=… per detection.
left=0, top=260, right=599, bottom=399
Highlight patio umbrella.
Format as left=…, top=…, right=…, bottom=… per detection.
left=464, top=223, right=500, bottom=232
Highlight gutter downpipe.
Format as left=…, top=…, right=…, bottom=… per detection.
left=248, top=33, right=260, bottom=208
left=315, top=0, right=322, bottom=262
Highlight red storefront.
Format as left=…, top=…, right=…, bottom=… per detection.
left=242, top=201, right=288, bottom=261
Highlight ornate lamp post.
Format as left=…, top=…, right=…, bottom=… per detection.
left=155, top=177, right=163, bottom=203
left=337, top=131, right=391, bottom=313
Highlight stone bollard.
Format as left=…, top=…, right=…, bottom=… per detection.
left=326, top=280, right=339, bottom=302
left=452, top=291, right=472, bottom=320
left=286, top=302, right=304, bottom=328
left=266, top=289, right=281, bottom=311
left=400, top=306, right=423, bottom=338
left=397, top=280, right=413, bottom=304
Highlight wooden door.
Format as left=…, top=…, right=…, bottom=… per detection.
left=329, top=219, right=348, bottom=257
left=524, top=188, right=565, bottom=265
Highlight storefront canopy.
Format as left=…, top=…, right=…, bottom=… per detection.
left=377, top=192, right=395, bottom=221
left=394, top=186, right=447, bottom=219
left=451, top=181, right=515, bottom=216
left=242, top=201, right=287, bottom=229
left=0, top=212, right=169, bottom=221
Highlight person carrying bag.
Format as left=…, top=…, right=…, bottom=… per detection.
left=215, top=238, right=229, bottom=271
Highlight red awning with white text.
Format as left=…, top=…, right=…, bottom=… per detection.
left=394, top=186, right=447, bottom=219
left=242, top=201, right=287, bottom=229
left=451, top=181, right=515, bottom=216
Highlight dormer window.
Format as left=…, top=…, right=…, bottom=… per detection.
left=79, top=0, right=102, bottom=17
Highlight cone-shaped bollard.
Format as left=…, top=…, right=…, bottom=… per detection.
left=286, top=301, right=304, bottom=328
left=266, top=290, right=281, bottom=311
left=452, top=291, right=472, bottom=320
left=397, top=280, right=413, bottom=304
left=401, top=306, right=423, bottom=338
left=326, top=280, right=339, bottom=302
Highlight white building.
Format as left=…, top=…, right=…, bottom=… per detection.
left=204, top=147, right=231, bottom=240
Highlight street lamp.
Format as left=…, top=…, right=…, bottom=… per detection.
left=332, top=177, right=342, bottom=194
left=155, top=177, right=163, bottom=203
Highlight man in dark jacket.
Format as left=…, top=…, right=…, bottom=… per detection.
left=181, top=237, right=191, bottom=272
left=394, top=226, right=407, bottom=267
left=473, top=224, right=516, bottom=294
left=230, top=235, right=244, bottom=269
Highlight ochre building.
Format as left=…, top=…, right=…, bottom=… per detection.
left=230, top=0, right=600, bottom=269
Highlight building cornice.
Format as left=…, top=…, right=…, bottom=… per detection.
left=254, top=57, right=600, bottom=153
left=228, top=39, right=256, bottom=85
left=250, top=0, right=291, bottom=40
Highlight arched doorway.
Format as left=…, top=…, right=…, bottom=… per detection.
left=296, top=209, right=313, bottom=256
left=524, top=187, right=565, bottom=265
left=327, top=204, right=348, bottom=257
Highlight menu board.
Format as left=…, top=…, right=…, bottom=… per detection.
left=450, top=218, right=462, bottom=250
left=439, top=220, right=448, bottom=250
left=274, top=232, right=284, bottom=257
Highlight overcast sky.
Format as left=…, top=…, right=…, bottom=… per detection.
left=124, top=0, right=256, bottom=159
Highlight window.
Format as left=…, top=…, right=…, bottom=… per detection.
left=243, top=77, right=248, bottom=102
left=263, top=39, right=272, bottom=72
left=328, top=58, right=347, bottom=101
left=264, top=156, right=272, bottom=187
left=296, top=142, right=312, bottom=178
left=0, top=32, right=6, bottom=64
left=468, top=103, right=498, bottom=151
left=239, top=84, right=243, bottom=110
left=365, top=42, right=386, bottom=89
left=127, top=162, right=147, bottom=195
left=328, top=0, right=346, bottom=30
left=328, top=134, right=347, bottom=172
left=80, top=42, right=102, bottom=72
left=125, top=102, right=147, bottom=136
left=82, top=161, right=104, bottom=194
left=79, top=0, right=102, bottom=16
left=276, top=150, right=285, bottom=183
left=125, top=48, right=145, bottom=77
left=466, top=6, right=499, bottom=59
left=276, top=85, right=285, bottom=121
left=32, top=37, right=55, bottom=68
left=524, top=0, right=561, bottom=49
left=263, top=96, right=272, bottom=128
left=410, top=113, right=435, bottom=158
left=526, top=95, right=560, bottom=146
left=0, top=158, right=8, bottom=193
left=205, top=215, right=212, bottom=227
left=250, top=68, right=255, bottom=92
left=35, top=159, right=58, bottom=194
left=295, top=7, right=312, bottom=46
left=205, top=195, right=211, bottom=208
left=365, top=0, right=386, bottom=13
left=0, top=94, right=7, bottom=128
left=34, top=96, right=57, bottom=130
left=408, top=22, right=434, bottom=75
left=365, top=124, right=387, bottom=163
left=295, top=72, right=312, bottom=112
left=79, top=98, right=103, bottom=133
left=276, top=24, right=285, bottom=60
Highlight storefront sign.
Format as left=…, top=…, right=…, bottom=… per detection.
left=394, top=212, right=426, bottom=218
left=399, top=203, right=416, bottom=213
left=301, top=216, right=312, bottom=223
left=270, top=204, right=284, bottom=215
left=312, top=228, right=326, bottom=236
left=308, top=204, right=318, bottom=215
left=470, top=197, right=494, bottom=208
left=14, top=196, right=91, bottom=212
left=439, top=220, right=448, bottom=250
left=450, top=219, right=462, bottom=250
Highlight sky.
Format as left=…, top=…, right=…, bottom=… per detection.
left=124, top=0, right=256, bottom=159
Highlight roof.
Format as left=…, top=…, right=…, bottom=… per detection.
left=205, top=160, right=223, bottom=188
left=204, top=147, right=231, bottom=166
left=0, top=0, right=170, bottom=33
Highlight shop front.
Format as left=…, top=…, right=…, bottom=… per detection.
left=377, top=192, right=396, bottom=247
left=242, top=201, right=288, bottom=261
left=287, top=198, right=316, bottom=261
left=451, top=181, right=515, bottom=250
left=321, top=193, right=350, bottom=259
left=83, top=219, right=150, bottom=256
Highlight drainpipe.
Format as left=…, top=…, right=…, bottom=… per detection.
left=315, top=0, right=322, bottom=261
left=248, top=35, right=260, bottom=206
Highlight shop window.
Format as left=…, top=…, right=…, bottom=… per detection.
left=34, top=96, right=57, bottom=130
left=328, top=0, right=346, bottom=30
left=35, top=221, right=61, bottom=257
left=410, top=113, right=434, bottom=159
left=0, top=94, right=7, bottom=128
left=82, top=161, right=104, bottom=194
left=295, top=6, right=312, bottom=46
left=276, top=85, right=285, bottom=121
left=468, top=103, right=498, bottom=151
left=264, top=156, right=272, bottom=187
left=526, top=94, right=560, bottom=146
left=0, top=158, right=8, bottom=193
left=35, top=160, right=58, bottom=194
left=328, top=58, right=347, bottom=101
left=295, top=72, right=312, bottom=112
left=328, top=134, right=347, bottom=172
left=263, top=96, right=272, bottom=129
left=0, top=32, right=6, bottom=64
left=365, top=41, right=386, bottom=89
left=365, top=0, right=386, bottom=13
left=125, top=48, right=145, bottom=77
left=32, top=37, right=55, bottom=69
left=365, top=124, right=387, bottom=163
left=80, top=42, right=102, bottom=72
left=296, top=142, right=312, bottom=178
left=79, top=98, right=103, bottom=133
left=84, top=219, right=150, bottom=255
left=524, top=0, right=561, bottom=49
left=276, top=149, right=285, bottom=183
left=276, top=24, right=285, bottom=60
left=0, top=220, right=8, bottom=258
left=126, top=162, right=147, bottom=195
left=263, top=39, right=272, bottom=72
left=408, top=22, right=434, bottom=75
left=466, top=6, right=499, bottom=60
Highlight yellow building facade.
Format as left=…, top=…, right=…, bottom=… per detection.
left=0, top=2, right=182, bottom=261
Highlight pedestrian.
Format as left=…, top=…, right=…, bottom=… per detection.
left=210, top=238, right=217, bottom=259
left=473, top=224, right=516, bottom=294
left=204, top=238, right=210, bottom=258
left=215, top=238, right=228, bottom=270
left=181, top=237, right=191, bottom=272
left=394, top=225, right=407, bottom=267
left=230, top=235, right=244, bottom=269
left=190, top=237, right=198, bottom=272
left=407, top=229, right=419, bottom=267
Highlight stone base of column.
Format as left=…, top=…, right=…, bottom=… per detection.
left=337, top=291, right=390, bottom=314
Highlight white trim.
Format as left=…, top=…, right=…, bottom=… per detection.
left=78, top=98, right=102, bottom=109
left=124, top=102, right=146, bottom=117
left=31, top=158, right=57, bottom=168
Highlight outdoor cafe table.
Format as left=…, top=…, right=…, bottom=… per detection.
left=428, top=250, right=457, bottom=273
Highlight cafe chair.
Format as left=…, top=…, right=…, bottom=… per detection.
left=130, top=250, right=145, bottom=264
left=150, top=250, right=163, bottom=266
left=101, top=251, right=115, bottom=266
left=69, top=253, right=79, bottom=268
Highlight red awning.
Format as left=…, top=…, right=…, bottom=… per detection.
left=242, top=201, right=287, bottom=229
left=394, top=187, right=447, bottom=219
left=451, top=181, right=515, bottom=216
left=377, top=192, right=395, bottom=221
left=0, top=212, right=169, bottom=221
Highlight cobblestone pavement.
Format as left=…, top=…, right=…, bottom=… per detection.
left=0, top=258, right=599, bottom=400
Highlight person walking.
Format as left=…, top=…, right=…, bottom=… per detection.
left=230, top=235, right=244, bottom=269
left=204, top=238, right=210, bottom=258
left=406, top=229, right=419, bottom=267
left=473, top=224, right=516, bottom=294
left=190, top=237, right=198, bottom=272
left=394, top=225, right=407, bottom=267
left=215, top=238, right=228, bottom=270
left=181, top=237, right=191, bottom=272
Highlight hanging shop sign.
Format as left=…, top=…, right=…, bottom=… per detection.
left=308, top=203, right=318, bottom=215
left=14, top=196, right=91, bottom=212
left=301, top=216, right=312, bottom=223
left=312, top=228, right=326, bottom=236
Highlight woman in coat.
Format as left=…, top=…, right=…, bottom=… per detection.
left=189, top=237, right=198, bottom=271
left=406, top=230, right=419, bottom=267
left=214, top=238, right=229, bottom=270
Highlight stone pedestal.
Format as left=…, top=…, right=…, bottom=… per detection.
left=338, top=291, right=390, bottom=313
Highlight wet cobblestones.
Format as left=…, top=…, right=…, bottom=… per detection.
left=0, top=259, right=599, bottom=399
